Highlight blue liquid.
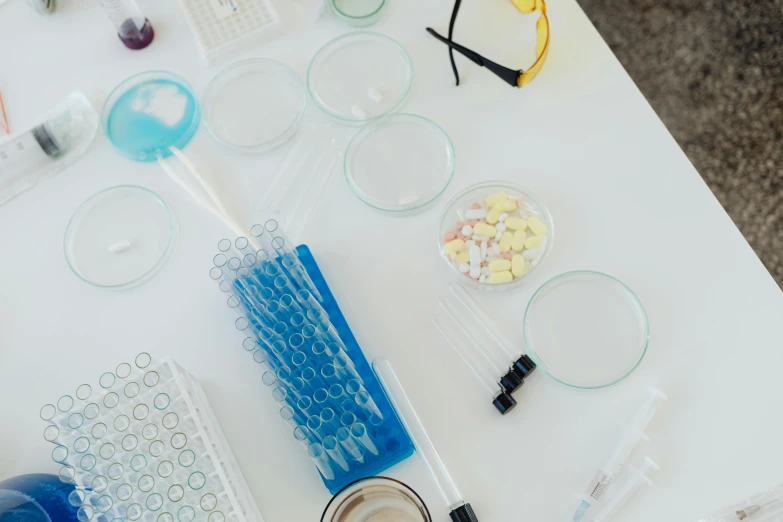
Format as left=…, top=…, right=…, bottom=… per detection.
left=0, top=474, right=78, bottom=522
left=105, top=78, right=199, bottom=162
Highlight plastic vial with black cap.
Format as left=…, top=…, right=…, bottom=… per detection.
left=446, top=282, right=537, bottom=386
left=433, top=301, right=517, bottom=414
left=100, top=0, right=154, bottom=50
left=373, top=358, right=481, bottom=522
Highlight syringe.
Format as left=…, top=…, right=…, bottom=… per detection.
left=373, top=358, right=480, bottom=522
left=591, top=458, right=658, bottom=522
left=573, top=386, right=667, bottom=520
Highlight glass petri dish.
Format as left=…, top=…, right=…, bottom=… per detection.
left=345, top=114, right=454, bottom=212
left=437, top=181, right=553, bottom=291
left=321, top=477, right=431, bottom=522
left=331, top=0, right=387, bottom=27
left=101, top=71, right=200, bottom=162
left=307, top=32, right=413, bottom=124
left=64, top=186, right=175, bottom=289
left=524, top=271, right=649, bottom=389
left=202, top=59, right=306, bottom=153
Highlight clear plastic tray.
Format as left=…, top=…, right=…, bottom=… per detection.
left=524, top=271, right=649, bottom=389
left=344, top=114, right=454, bottom=212
left=307, top=31, right=413, bottom=124
left=203, top=59, right=306, bottom=152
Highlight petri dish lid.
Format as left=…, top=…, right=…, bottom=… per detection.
left=307, top=32, right=413, bottom=124
left=64, top=186, right=175, bottom=289
left=101, top=71, right=200, bottom=162
left=331, top=0, right=387, bottom=26
left=524, top=271, right=649, bottom=389
left=202, top=59, right=307, bottom=152
left=344, top=113, right=455, bottom=212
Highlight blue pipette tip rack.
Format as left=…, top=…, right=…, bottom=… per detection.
left=214, top=235, right=414, bottom=494
left=297, top=245, right=414, bottom=492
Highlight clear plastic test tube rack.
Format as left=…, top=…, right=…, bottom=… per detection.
left=38, top=353, right=264, bottom=522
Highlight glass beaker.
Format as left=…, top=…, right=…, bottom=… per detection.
left=321, top=477, right=431, bottom=522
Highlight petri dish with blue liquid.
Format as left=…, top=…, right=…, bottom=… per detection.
left=101, top=71, right=200, bottom=161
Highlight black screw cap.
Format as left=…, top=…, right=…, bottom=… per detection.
left=492, top=391, right=516, bottom=415
left=499, top=369, right=524, bottom=394
left=512, top=355, right=537, bottom=379
left=450, top=503, right=479, bottom=522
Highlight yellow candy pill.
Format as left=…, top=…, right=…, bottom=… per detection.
left=456, top=250, right=471, bottom=263
left=524, top=235, right=542, bottom=249
left=511, top=255, right=525, bottom=277
left=488, top=259, right=511, bottom=272
left=489, top=271, right=513, bottom=284
left=511, top=230, right=526, bottom=251
left=499, top=231, right=513, bottom=253
left=473, top=222, right=497, bottom=237
left=504, top=217, right=527, bottom=231
left=527, top=216, right=547, bottom=236
left=485, top=192, right=508, bottom=208
left=443, top=239, right=465, bottom=255
left=486, top=205, right=504, bottom=224
left=496, top=199, right=517, bottom=212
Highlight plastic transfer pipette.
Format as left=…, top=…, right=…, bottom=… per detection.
left=574, top=386, right=667, bottom=520
left=373, top=358, right=480, bottom=522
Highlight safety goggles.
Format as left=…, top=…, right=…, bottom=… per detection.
left=427, top=0, right=550, bottom=88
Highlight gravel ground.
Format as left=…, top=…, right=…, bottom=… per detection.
left=577, top=0, right=783, bottom=287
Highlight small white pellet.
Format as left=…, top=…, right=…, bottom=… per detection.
left=469, top=245, right=481, bottom=267
left=469, top=266, right=481, bottom=279
left=461, top=225, right=474, bottom=236
left=351, top=105, right=367, bottom=119
left=492, top=244, right=501, bottom=256
left=498, top=213, right=508, bottom=223
left=367, top=87, right=383, bottom=103
left=486, top=255, right=501, bottom=262
left=522, top=248, right=539, bottom=260
left=458, top=262, right=470, bottom=273
left=464, top=239, right=475, bottom=249
left=494, top=231, right=503, bottom=242
left=518, top=209, right=530, bottom=219
left=480, top=241, right=487, bottom=261
left=465, top=209, right=487, bottom=220
left=481, top=266, right=492, bottom=277
left=109, top=240, right=131, bottom=254
left=479, top=274, right=486, bottom=283
left=495, top=223, right=507, bottom=233
left=473, top=235, right=489, bottom=242
left=449, top=253, right=457, bottom=262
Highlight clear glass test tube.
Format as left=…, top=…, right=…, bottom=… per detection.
left=373, top=358, right=479, bottom=521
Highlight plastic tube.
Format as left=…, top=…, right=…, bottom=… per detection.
left=447, top=282, right=517, bottom=360
left=100, top=0, right=154, bottom=50
left=349, top=423, right=378, bottom=456
left=323, top=436, right=350, bottom=472
left=373, top=358, right=478, bottom=520
left=591, top=458, right=658, bottom=522
left=336, top=427, right=364, bottom=463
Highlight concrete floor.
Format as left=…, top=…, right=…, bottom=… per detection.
left=577, top=0, right=783, bottom=287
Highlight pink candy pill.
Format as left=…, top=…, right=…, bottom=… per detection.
left=471, top=202, right=481, bottom=209
left=502, top=253, right=513, bottom=260
left=455, top=221, right=464, bottom=229
left=469, top=219, right=478, bottom=226
left=443, top=231, right=457, bottom=242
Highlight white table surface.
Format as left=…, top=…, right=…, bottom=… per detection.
left=2, top=0, right=782, bottom=521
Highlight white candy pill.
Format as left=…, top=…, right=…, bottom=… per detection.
left=473, top=235, right=489, bottom=242
left=498, top=213, right=508, bottom=223
left=465, top=209, right=488, bottom=219
left=495, top=223, right=507, bottom=233
left=480, top=241, right=487, bottom=261
left=469, top=266, right=481, bottom=279
left=367, top=87, right=383, bottom=103
left=494, top=231, right=503, bottom=242
left=458, top=262, right=470, bottom=273
left=522, top=248, right=539, bottom=260
left=492, top=244, right=501, bottom=256
left=481, top=266, right=492, bottom=277
left=464, top=240, right=475, bottom=249
left=109, top=240, right=131, bottom=254
left=462, top=225, right=474, bottom=236
left=351, top=105, right=367, bottom=119
left=470, top=245, right=481, bottom=267
left=479, top=274, right=486, bottom=283
left=449, top=253, right=457, bottom=262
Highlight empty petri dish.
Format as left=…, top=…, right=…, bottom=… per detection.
left=344, top=114, right=454, bottom=212
left=101, top=71, right=200, bottom=162
left=331, top=0, right=387, bottom=26
left=202, top=59, right=306, bottom=153
left=307, top=32, right=413, bottom=124
left=64, top=186, right=175, bottom=289
left=524, top=271, right=649, bottom=389
left=321, top=476, right=431, bottom=522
